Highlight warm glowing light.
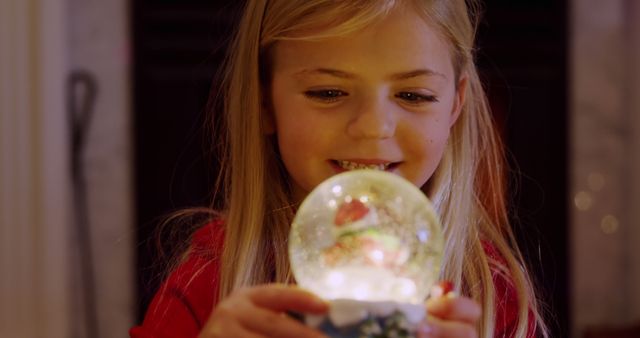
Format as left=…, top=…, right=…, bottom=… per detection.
left=353, top=284, right=370, bottom=300
left=399, top=279, right=417, bottom=297
left=601, top=214, right=619, bottom=234
left=574, top=191, right=592, bottom=211
left=417, top=230, right=429, bottom=242
left=369, top=249, right=384, bottom=263
left=326, top=271, right=345, bottom=287
left=289, top=171, right=444, bottom=303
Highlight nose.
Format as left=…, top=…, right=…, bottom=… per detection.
left=346, top=96, right=397, bottom=139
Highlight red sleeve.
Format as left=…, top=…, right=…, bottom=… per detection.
left=483, top=242, right=537, bottom=338
left=130, top=220, right=224, bottom=338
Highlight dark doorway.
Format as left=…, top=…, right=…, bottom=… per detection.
left=475, top=0, right=569, bottom=335
left=131, top=0, right=243, bottom=319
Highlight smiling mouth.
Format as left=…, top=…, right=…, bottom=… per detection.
left=332, top=160, right=397, bottom=171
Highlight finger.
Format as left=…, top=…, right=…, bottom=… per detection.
left=199, top=316, right=267, bottom=338
left=417, top=315, right=478, bottom=338
left=240, top=306, right=327, bottom=338
left=248, top=284, right=329, bottom=314
left=425, top=296, right=481, bottom=325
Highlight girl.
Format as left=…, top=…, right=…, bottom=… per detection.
left=131, top=0, right=548, bottom=337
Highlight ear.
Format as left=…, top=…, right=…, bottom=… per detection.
left=449, top=74, right=467, bottom=127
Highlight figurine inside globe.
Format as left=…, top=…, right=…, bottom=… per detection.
left=288, top=170, right=445, bottom=337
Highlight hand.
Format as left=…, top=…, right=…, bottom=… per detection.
left=418, top=282, right=482, bottom=338
left=199, top=284, right=329, bottom=338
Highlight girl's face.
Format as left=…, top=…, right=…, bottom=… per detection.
left=269, top=6, right=465, bottom=200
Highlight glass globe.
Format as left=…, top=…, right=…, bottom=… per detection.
left=289, top=170, right=444, bottom=304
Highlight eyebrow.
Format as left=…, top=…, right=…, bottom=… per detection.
left=293, top=68, right=447, bottom=80
left=294, top=68, right=356, bottom=79
left=390, top=69, right=447, bottom=81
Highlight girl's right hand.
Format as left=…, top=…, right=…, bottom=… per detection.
left=198, top=284, right=329, bottom=338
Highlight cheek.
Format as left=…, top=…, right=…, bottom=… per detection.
left=273, top=103, right=321, bottom=152
left=274, top=109, right=306, bottom=161
left=272, top=84, right=303, bottom=145
left=271, top=88, right=327, bottom=175
left=400, top=118, right=452, bottom=185
left=405, top=116, right=451, bottom=153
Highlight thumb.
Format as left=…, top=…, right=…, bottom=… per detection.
left=249, top=284, right=329, bottom=314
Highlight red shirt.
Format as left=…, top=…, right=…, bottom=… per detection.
left=130, top=220, right=535, bottom=337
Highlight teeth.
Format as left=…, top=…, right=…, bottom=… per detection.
left=336, top=160, right=390, bottom=171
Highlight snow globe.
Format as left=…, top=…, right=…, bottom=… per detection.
left=288, top=170, right=444, bottom=338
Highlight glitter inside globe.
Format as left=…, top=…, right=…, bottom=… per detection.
left=289, top=170, right=444, bottom=304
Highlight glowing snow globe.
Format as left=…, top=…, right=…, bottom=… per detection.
left=289, top=170, right=444, bottom=337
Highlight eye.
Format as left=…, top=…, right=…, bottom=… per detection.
left=395, top=92, right=438, bottom=104
left=304, top=89, right=348, bottom=103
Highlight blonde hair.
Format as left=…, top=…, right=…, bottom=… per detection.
left=214, top=0, right=548, bottom=336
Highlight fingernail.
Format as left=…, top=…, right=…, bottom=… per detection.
left=312, top=297, right=329, bottom=309
left=430, top=280, right=454, bottom=298
left=301, top=289, right=328, bottom=309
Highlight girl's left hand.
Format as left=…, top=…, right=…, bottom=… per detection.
left=418, top=285, right=481, bottom=338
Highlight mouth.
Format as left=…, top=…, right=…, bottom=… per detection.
left=330, top=159, right=399, bottom=172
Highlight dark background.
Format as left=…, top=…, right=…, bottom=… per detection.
left=132, top=0, right=568, bottom=335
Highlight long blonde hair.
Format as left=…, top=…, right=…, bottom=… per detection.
left=214, top=0, right=548, bottom=336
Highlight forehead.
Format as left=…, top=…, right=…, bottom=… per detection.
left=270, top=7, right=454, bottom=80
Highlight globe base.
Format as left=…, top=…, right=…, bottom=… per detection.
left=303, top=299, right=425, bottom=338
